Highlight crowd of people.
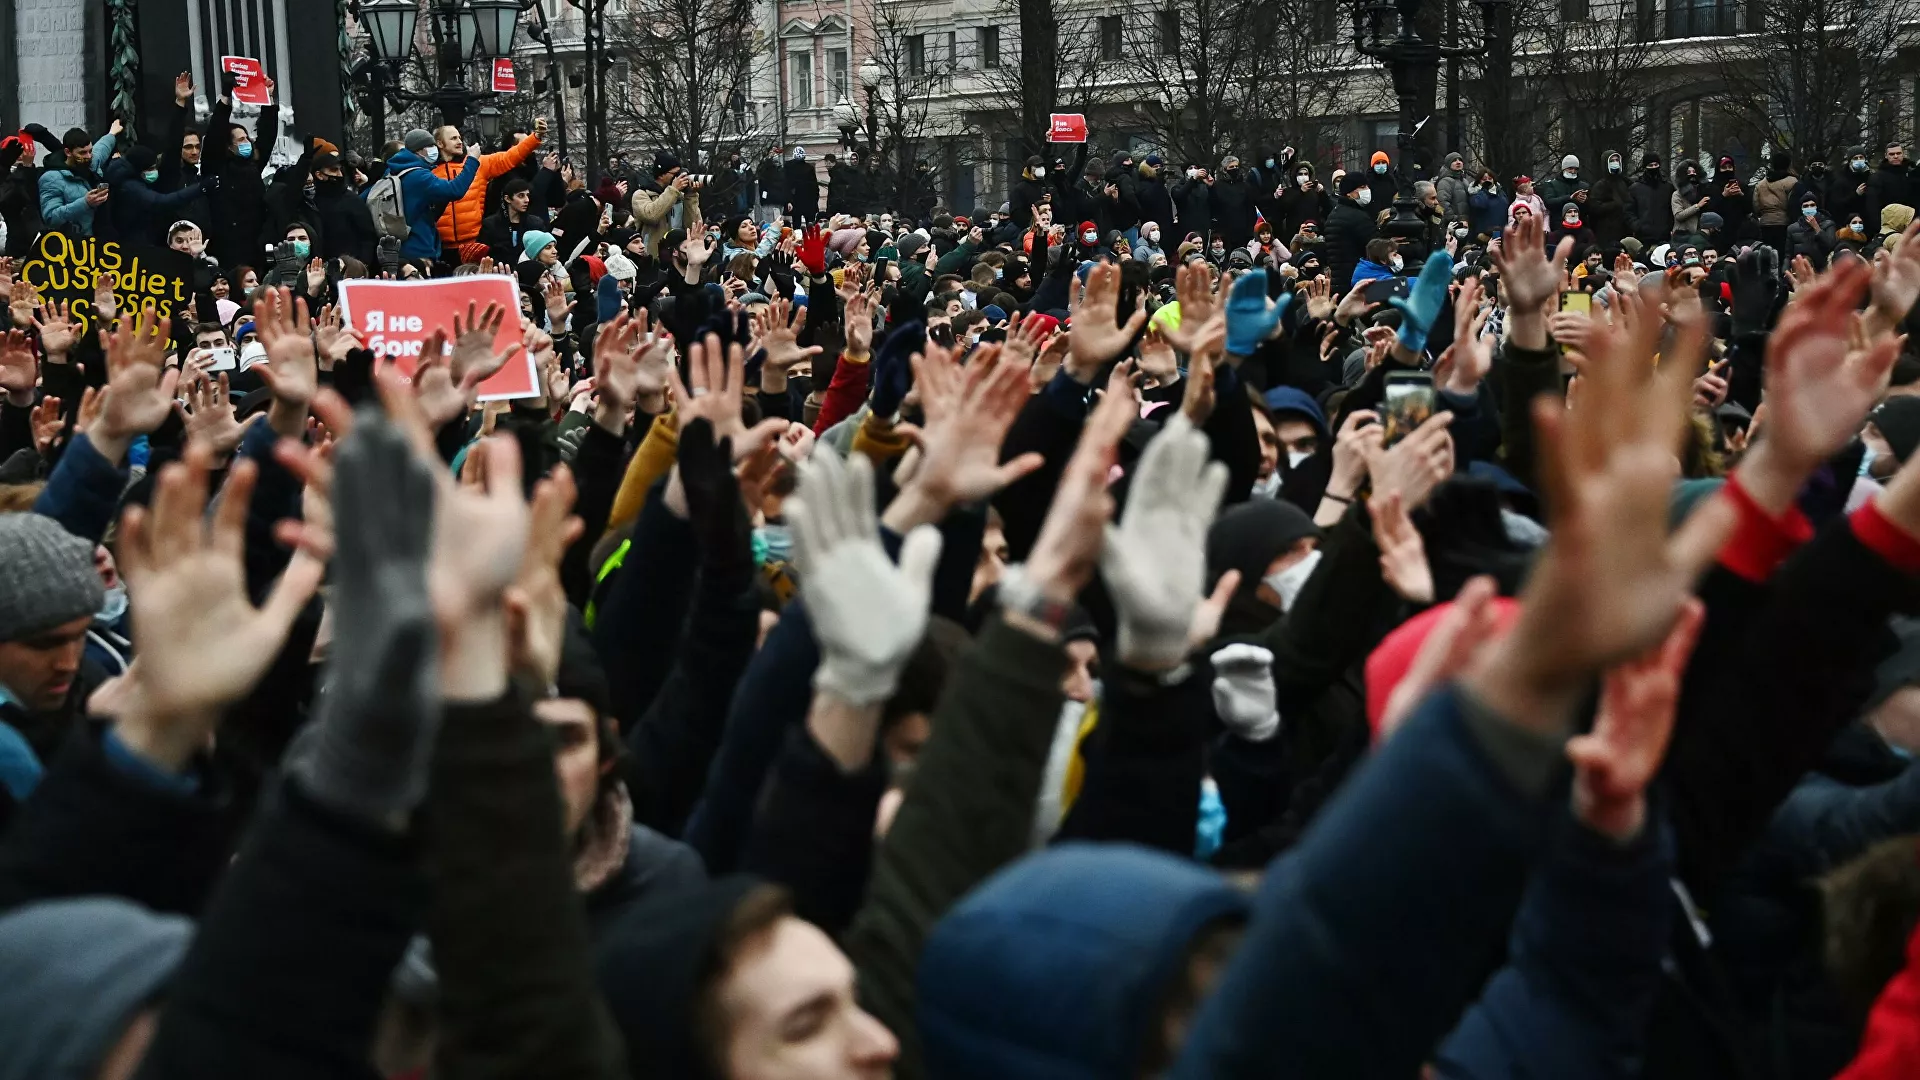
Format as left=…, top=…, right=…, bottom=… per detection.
left=7, top=64, right=1920, bottom=1080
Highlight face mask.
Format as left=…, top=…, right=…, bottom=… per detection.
left=1803, top=206, right=1819, bottom=218
left=1355, top=188, right=1372, bottom=207
left=1251, top=469, right=1283, bottom=499
left=1225, top=166, right=1240, bottom=176
left=1210, top=245, right=1225, bottom=256
left=1454, top=227, right=1469, bottom=239
left=1264, top=548, right=1323, bottom=614
left=1852, top=220, right=1866, bottom=232
left=1564, top=215, right=1580, bottom=226
left=1563, top=170, right=1577, bottom=180
left=96, top=583, right=127, bottom=625
left=291, top=240, right=310, bottom=259
left=141, top=169, right=159, bottom=184
left=1147, top=230, right=1159, bottom=243
left=1286, top=449, right=1313, bottom=470
left=1373, top=163, right=1388, bottom=175
left=303, top=183, right=315, bottom=200
left=755, top=523, right=794, bottom=565
left=1187, top=168, right=1199, bottom=179
left=1854, top=159, right=1870, bottom=172
left=236, top=142, right=253, bottom=159
left=1607, top=161, right=1621, bottom=174
left=1082, top=231, right=1098, bottom=244
left=1265, top=158, right=1275, bottom=168
left=1389, top=255, right=1403, bottom=272
left=422, top=146, right=440, bottom=165
left=1035, top=167, right=1046, bottom=178
left=1297, top=174, right=1310, bottom=187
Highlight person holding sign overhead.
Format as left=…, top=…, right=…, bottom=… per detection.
left=202, top=72, right=278, bottom=271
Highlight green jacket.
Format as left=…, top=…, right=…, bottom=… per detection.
left=845, top=617, right=1068, bottom=1079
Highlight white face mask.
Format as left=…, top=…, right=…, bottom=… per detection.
left=1389, top=255, right=1404, bottom=272
left=1187, top=168, right=1200, bottom=179
left=1286, top=449, right=1313, bottom=470
left=97, top=583, right=127, bottom=624
left=1264, top=548, right=1323, bottom=613
left=1251, top=470, right=1284, bottom=499
left=1147, top=229, right=1160, bottom=243
left=1297, top=174, right=1310, bottom=187
left=1035, top=167, right=1047, bottom=179
left=1563, top=170, right=1578, bottom=179
left=422, top=145, right=440, bottom=165
left=1082, top=231, right=1098, bottom=244
left=1355, top=188, right=1372, bottom=207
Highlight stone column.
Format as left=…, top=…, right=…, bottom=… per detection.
left=17, top=0, right=89, bottom=132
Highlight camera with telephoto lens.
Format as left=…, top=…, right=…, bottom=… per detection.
left=685, top=173, right=713, bottom=185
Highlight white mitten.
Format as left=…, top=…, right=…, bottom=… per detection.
left=1101, top=414, right=1229, bottom=669
left=1210, top=643, right=1280, bottom=742
left=789, top=451, right=942, bottom=705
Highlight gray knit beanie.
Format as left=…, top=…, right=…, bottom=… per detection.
left=0, top=514, right=102, bottom=642
left=403, top=129, right=435, bottom=156
left=0, top=897, right=193, bottom=1080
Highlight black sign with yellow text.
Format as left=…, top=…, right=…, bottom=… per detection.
left=18, top=230, right=194, bottom=338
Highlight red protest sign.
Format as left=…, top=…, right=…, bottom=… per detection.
left=337, top=276, right=539, bottom=401
left=1048, top=114, right=1088, bottom=143
left=491, top=58, right=518, bottom=93
left=221, top=56, right=271, bottom=106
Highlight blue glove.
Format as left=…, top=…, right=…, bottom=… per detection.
left=1390, top=251, right=1454, bottom=354
left=869, top=321, right=923, bottom=418
left=1225, top=272, right=1292, bottom=357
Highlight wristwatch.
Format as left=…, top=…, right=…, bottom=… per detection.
left=996, top=564, right=1075, bottom=633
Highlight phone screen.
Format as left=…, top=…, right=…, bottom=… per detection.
left=1383, top=373, right=1435, bottom=448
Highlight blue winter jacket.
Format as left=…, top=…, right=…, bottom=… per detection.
left=38, top=133, right=117, bottom=236
left=384, top=149, right=479, bottom=261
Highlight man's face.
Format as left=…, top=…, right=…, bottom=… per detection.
left=316, top=167, right=344, bottom=185
left=508, top=190, right=531, bottom=214
left=169, top=228, right=202, bottom=255
left=1274, top=418, right=1319, bottom=458
left=0, top=615, right=90, bottom=712
left=436, top=127, right=468, bottom=162
left=195, top=329, right=229, bottom=352
left=66, top=144, right=91, bottom=168
left=285, top=226, right=311, bottom=248
left=718, top=916, right=899, bottom=1080
left=180, top=134, right=201, bottom=166
left=1062, top=639, right=1098, bottom=703
left=944, top=298, right=962, bottom=319
left=1449, top=159, right=1464, bottom=173
left=230, top=128, right=251, bottom=153
left=1251, top=409, right=1278, bottom=479
left=536, top=697, right=603, bottom=837
left=1892, top=146, right=1907, bottom=166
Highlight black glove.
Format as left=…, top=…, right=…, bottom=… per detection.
left=676, top=417, right=751, bottom=572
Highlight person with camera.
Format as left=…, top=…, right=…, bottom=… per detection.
left=632, top=151, right=704, bottom=258
left=427, top=117, right=545, bottom=257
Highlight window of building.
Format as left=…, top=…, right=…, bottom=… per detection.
left=1157, top=9, right=1179, bottom=54
left=830, top=48, right=849, bottom=98
left=790, top=50, right=813, bottom=109
left=610, top=59, right=632, bottom=108
left=906, top=34, right=925, bottom=75
left=1665, top=0, right=1743, bottom=36
left=1312, top=0, right=1339, bottom=37
left=979, top=25, right=1001, bottom=67
left=1561, top=0, right=1590, bottom=19
left=948, top=30, right=958, bottom=68
left=1099, top=15, right=1122, bottom=60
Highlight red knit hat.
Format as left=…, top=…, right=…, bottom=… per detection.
left=1364, top=595, right=1521, bottom=739
left=1079, top=220, right=1098, bottom=236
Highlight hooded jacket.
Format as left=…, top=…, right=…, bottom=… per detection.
left=1134, top=163, right=1175, bottom=237
left=1172, top=174, right=1213, bottom=243
left=1868, top=153, right=1915, bottom=234
left=1276, top=162, right=1334, bottom=238
left=37, top=135, right=113, bottom=237
left=916, top=844, right=1250, bottom=1080
left=1437, top=154, right=1472, bottom=222
left=1324, top=193, right=1378, bottom=291
left=385, top=147, right=480, bottom=260
left=1829, top=147, right=1873, bottom=224
left=1672, top=162, right=1709, bottom=235
left=1212, top=166, right=1258, bottom=249
left=1754, top=159, right=1800, bottom=228
left=1586, top=150, right=1632, bottom=248
left=103, top=154, right=202, bottom=246
left=199, top=97, right=278, bottom=268
left=1629, top=155, right=1676, bottom=241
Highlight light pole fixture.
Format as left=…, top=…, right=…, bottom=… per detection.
left=358, top=0, right=419, bottom=63
left=352, top=0, right=532, bottom=128
left=1351, top=0, right=1506, bottom=176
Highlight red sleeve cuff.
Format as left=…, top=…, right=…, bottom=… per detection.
left=1718, top=475, right=1814, bottom=583
left=1851, top=499, right=1920, bottom=574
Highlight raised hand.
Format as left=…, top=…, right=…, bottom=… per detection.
left=1488, top=210, right=1572, bottom=313
left=1021, top=364, right=1140, bottom=607
left=505, top=465, right=581, bottom=686
left=251, top=286, right=318, bottom=418
left=1002, top=311, right=1054, bottom=371
left=115, top=443, right=323, bottom=768
left=888, top=344, right=1043, bottom=525
left=29, top=395, right=63, bottom=455
left=1376, top=575, right=1506, bottom=740
left=758, top=295, right=823, bottom=372
left=31, top=300, right=76, bottom=359
left=1303, top=274, right=1337, bottom=321
left=1102, top=413, right=1229, bottom=669
left=1163, top=261, right=1225, bottom=355
left=1567, top=599, right=1703, bottom=841
left=845, top=288, right=878, bottom=356
left=1326, top=409, right=1381, bottom=502
left=1068, top=261, right=1148, bottom=377
left=409, top=330, right=471, bottom=430
left=1371, top=490, right=1434, bottom=604
left=789, top=449, right=942, bottom=705
left=1181, top=317, right=1225, bottom=427
left=666, top=331, right=787, bottom=461
left=0, top=328, right=34, bottom=402
left=1469, top=287, right=1734, bottom=726
left=1366, top=411, right=1453, bottom=513
left=1225, top=271, right=1289, bottom=357
left=1431, top=276, right=1492, bottom=394
left=92, top=309, right=179, bottom=464
left=8, top=280, right=36, bottom=329
left=1136, top=325, right=1179, bottom=383
left=313, top=303, right=361, bottom=367
left=179, top=368, right=247, bottom=455
left=1760, top=257, right=1900, bottom=474
left=1869, top=219, right=1920, bottom=332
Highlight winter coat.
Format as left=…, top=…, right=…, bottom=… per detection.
left=1134, top=168, right=1176, bottom=235
left=311, top=178, right=377, bottom=269
left=1788, top=214, right=1839, bottom=268
left=1754, top=167, right=1800, bottom=227
left=786, top=157, right=820, bottom=217
left=37, top=139, right=112, bottom=237
left=430, top=134, right=540, bottom=248
left=1173, top=176, right=1213, bottom=242
left=1829, top=158, right=1873, bottom=225
left=478, top=208, right=552, bottom=266
left=1708, top=169, right=1754, bottom=237
left=1009, top=174, right=1048, bottom=228
left=1535, top=172, right=1589, bottom=220
left=1437, top=156, right=1472, bottom=222
left=1630, top=166, right=1676, bottom=241
left=827, top=160, right=861, bottom=214
left=1868, top=161, right=1915, bottom=232
left=1467, top=184, right=1510, bottom=238
left=1212, top=169, right=1259, bottom=249
left=1276, top=166, right=1334, bottom=238
left=385, top=147, right=480, bottom=261
left=103, top=158, right=203, bottom=246
left=199, top=98, right=278, bottom=268
left=629, top=181, right=701, bottom=261
left=1324, top=196, right=1377, bottom=291
left=1587, top=155, right=1632, bottom=249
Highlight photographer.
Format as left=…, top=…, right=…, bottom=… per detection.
left=631, top=152, right=703, bottom=257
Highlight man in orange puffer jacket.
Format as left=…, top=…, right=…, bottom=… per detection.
left=431, top=117, right=546, bottom=255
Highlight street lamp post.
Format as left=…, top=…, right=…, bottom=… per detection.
left=353, top=0, right=527, bottom=132
left=1351, top=0, right=1509, bottom=179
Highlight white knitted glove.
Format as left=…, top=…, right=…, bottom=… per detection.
left=1210, top=643, right=1280, bottom=742
left=790, top=450, right=942, bottom=706
left=1102, top=414, right=1229, bottom=669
